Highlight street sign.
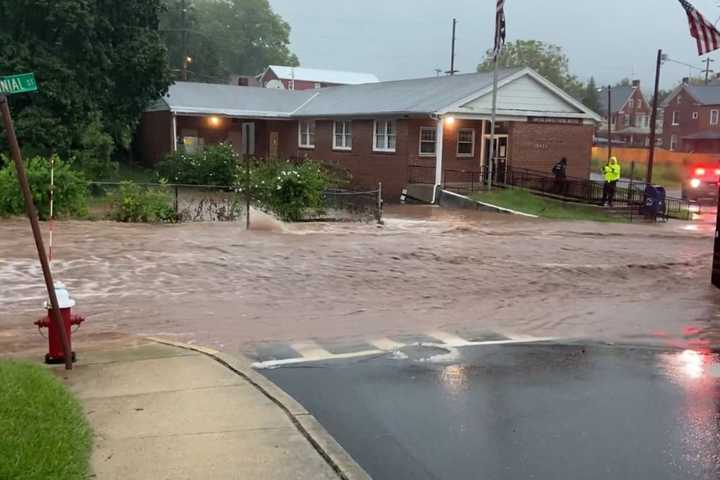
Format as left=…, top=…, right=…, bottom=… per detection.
left=0, top=73, right=37, bottom=95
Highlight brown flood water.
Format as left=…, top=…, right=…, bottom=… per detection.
left=1, top=205, right=719, bottom=356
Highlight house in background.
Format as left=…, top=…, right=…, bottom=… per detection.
left=597, top=81, right=654, bottom=148
left=258, top=65, right=380, bottom=90
left=662, top=80, right=720, bottom=153
left=137, top=67, right=600, bottom=199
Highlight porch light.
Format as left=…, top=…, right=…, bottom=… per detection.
left=208, top=116, right=222, bottom=127
left=445, top=116, right=456, bottom=126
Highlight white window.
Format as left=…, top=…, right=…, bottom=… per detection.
left=419, top=127, right=436, bottom=156
left=692, top=112, right=699, bottom=120
left=314, top=82, right=322, bottom=89
left=624, top=115, right=630, bottom=127
left=457, top=128, right=475, bottom=157
left=711, top=110, right=719, bottom=126
left=670, top=134, right=678, bottom=151
left=628, top=99, right=634, bottom=109
left=298, top=120, right=315, bottom=148
left=672, top=111, right=680, bottom=126
left=373, top=120, right=397, bottom=152
left=333, top=120, right=352, bottom=150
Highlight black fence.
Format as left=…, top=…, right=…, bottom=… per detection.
left=428, top=166, right=694, bottom=221
left=89, top=181, right=384, bottom=224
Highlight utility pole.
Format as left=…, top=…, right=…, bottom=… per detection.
left=647, top=49, right=663, bottom=186
left=606, top=85, right=613, bottom=163
left=180, top=0, right=189, bottom=81
left=447, top=19, right=459, bottom=76
left=702, top=57, right=715, bottom=84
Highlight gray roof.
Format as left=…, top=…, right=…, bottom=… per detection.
left=683, top=130, right=720, bottom=140
left=292, top=69, right=520, bottom=117
left=684, top=84, right=720, bottom=105
left=597, top=85, right=634, bottom=116
left=149, top=82, right=316, bottom=117
left=147, top=68, right=599, bottom=122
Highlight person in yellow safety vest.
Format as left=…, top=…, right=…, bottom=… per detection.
left=601, top=157, right=621, bottom=207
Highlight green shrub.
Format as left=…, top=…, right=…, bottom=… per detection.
left=240, top=160, right=330, bottom=221
left=0, top=155, right=88, bottom=219
left=109, top=181, right=176, bottom=223
left=158, top=144, right=238, bottom=186
left=70, top=116, right=118, bottom=180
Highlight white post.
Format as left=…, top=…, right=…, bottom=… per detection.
left=433, top=117, right=445, bottom=203
left=171, top=113, right=178, bottom=152
left=487, top=58, right=500, bottom=190
left=48, top=155, right=54, bottom=263
left=479, top=119, right=487, bottom=174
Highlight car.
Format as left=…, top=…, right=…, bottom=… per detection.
left=681, top=164, right=720, bottom=203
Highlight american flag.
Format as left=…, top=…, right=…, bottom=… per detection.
left=493, top=0, right=506, bottom=59
left=679, top=0, right=720, bottom=56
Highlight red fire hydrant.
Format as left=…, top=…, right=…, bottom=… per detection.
left=34, top=282, right=85, bottom=364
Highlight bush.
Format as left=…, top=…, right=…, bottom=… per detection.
left=0, top=155, right=88, bottom=219
left=109, top=181, right=176, bottom=223
left=158, top=144, right=238, bottom=186
left=70, top=116, right=118, bottom=180
left=241, top=160, right=331, bottom=221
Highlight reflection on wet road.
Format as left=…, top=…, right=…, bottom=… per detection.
left=263, top=344, right=720, bottom=480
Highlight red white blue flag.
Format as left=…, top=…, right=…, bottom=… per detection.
left=494, top=0, right=506, bottom=59
left=679, top=0, right=720, bottom=56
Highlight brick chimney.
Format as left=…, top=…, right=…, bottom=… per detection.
left=682, top=77, right=690, bottom=84
left=632, top=79, right=640, bottom=87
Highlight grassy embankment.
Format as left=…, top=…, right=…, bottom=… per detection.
left=472, top=188, right=625, bottom=222
left=0, top=361, right=92, bottom=480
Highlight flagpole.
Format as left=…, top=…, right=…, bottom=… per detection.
left=487, top=58, right=499, bottom=190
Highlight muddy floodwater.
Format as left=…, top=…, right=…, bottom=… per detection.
left=1, top=206, right=719, bottom=356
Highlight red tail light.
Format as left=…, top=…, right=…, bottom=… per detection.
left=715, top=169, right=720, bottom=176
left=695, top=168, right=706, bottom=175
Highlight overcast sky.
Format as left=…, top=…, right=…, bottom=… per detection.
left=269, top=0, right=720, bottom=90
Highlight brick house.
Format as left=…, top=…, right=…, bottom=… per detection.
left=137, top=67, right=601, bottom=200
left=597, top=81, right=654, bottom=147
left=662, top=81, right=720, bottom=153
left=258, top=65, right=379, bottom=91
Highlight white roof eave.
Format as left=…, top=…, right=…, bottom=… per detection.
left=170, top=106, right=293, bottom=118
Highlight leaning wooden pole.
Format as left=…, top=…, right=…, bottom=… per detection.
left=0, top=95, right=72, bottom=369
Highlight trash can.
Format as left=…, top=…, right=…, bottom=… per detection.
left=640, top=185, right=666, bottom=221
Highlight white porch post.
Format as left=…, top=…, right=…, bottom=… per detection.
left=479, top=119, right=487, bottom=172
left=171, top=113, right=178, bottom=152
left=435, top=117, right=444, bottom=188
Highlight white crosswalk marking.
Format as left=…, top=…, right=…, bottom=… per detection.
left=370, top=338, right=405, bottom=351
left=427, top=331, right=472, bottom=347
left=290, top=341, right=332, bottom=359
left=252, top=331, right=562, bottom=369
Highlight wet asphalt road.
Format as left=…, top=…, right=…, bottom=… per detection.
left=262, top=344, right=720, bottom=480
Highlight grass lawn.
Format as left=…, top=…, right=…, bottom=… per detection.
left=472, top=188, right=625, bottom=222
left=0, top=361, right=91, bottom=480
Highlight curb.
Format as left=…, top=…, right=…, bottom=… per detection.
left=146, top=337, right=371, bottom=480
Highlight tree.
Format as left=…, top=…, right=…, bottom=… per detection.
left=0, top=0, right=171, bottom=174
left=162, top=0, right=299, bottom=82
left=477, top=40, right=584, bottom=100
left=581, top=77, right=601, bottom=113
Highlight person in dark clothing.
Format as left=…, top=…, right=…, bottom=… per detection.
left=552, top=158, right=568, bottom=195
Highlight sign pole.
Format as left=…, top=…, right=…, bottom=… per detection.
left=0, top=94, right=73, bottom=370
left=713, top=183, right=720, bottom=288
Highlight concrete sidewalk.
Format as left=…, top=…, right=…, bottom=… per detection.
left=52, top=338, right=368, bottom=480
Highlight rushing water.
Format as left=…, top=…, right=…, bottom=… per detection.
left=1, top=206, right=718, bottom=355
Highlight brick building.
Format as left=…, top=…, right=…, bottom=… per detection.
left=258, top=65, right=379, bottom=91
left=138, top=68, right=600, bottom=200
left=597, top=81, right=654, bottom=147
left=662, top=81, right=720, bottom=153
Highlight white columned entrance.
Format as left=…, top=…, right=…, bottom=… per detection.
left=171, top=113, right=178, bottom=152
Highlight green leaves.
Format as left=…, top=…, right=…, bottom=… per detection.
left=0, top=0, right=171, bottom=171
left=161, top=0, right=298, bottom=82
